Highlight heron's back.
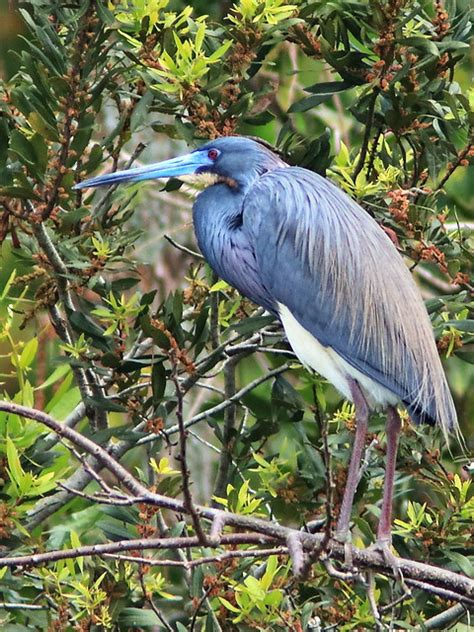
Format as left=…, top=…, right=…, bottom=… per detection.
left=243, top=168, right=458, bottom=434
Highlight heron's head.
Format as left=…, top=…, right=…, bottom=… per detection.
left=74, top=136, right=286, bottom=192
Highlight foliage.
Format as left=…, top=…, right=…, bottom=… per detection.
left=0, top=0, right=472, bottom=630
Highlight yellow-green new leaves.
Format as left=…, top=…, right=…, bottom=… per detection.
left=249, top=452, right=291, bottom=498
left=229, top=0, right=297, bottom=27
left=10, top=338, right=38, bottom=371
left=6, top=436, right=56, bottom=499
left=218, top=555, right=285, bottom=624
left=213, top=479, right=264, bottom=515
left=113, top=0, right=194, bottom=38
left=149, top=456, right=179, bottom=476
left=151, top=23, right=232, bottom=96
left=65, top=572, right=112, bottom=628
left=91, top=292, right=141, bottom=336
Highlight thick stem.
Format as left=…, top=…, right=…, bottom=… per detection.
left=2, top=400, right=474, bottom=603
left=212, top=356, right=239, bottom=504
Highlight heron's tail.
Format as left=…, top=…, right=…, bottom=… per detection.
left=404, top=364, right=462, bottom=447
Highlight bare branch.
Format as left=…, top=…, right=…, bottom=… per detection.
left=172, top=373, right=208, bottom=544
left=103, top=547, right=287, bottom=569
left=212, top=355, right=239, bottom=504
left=3, top=400, right=474, bottom=605
left=164, top=234, right=204, bottom=259
left=423, top=603, right=469, bottom=630
left=0, top=534, right=275, bottom=568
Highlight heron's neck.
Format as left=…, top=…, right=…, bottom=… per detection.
left=192, top=181, right=276, bottom=313
left=193, top=183, right=244, bottom=272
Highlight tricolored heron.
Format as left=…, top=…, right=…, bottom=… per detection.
left=75, top=136, right=458, bottom=562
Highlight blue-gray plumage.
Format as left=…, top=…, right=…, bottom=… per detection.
left=75, top=136, right=458, bottom=559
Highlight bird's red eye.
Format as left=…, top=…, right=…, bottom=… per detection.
left=208, top=149, right=219, bottom=160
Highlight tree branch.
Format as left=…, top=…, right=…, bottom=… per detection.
left=212, top=355, right=239, bottom=503
left=1, top=400, right=474, bottom=605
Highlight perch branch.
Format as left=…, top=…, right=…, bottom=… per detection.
left=1, top=400, right=474, bottom=605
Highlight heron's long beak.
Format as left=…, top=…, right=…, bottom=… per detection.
left=73, top=150, right=213, bottom=190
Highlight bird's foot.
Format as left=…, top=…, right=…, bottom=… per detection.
left=368, top=539, right=405, bottom=585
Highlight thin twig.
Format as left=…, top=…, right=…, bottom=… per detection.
left=152, top=363, right=290, bottom=443
left=103, top=547, right=287, bottom=569
left=352, top=88, right=380, bottom=180
left=434, top=139, right=472, bottom=192
left=366, top=571, right=384, bottom=630
left=164, top=234, right=204, bottom=259
left=138, top=567, right=174, bottom=632
left=172, top=374, right=208, bottom=544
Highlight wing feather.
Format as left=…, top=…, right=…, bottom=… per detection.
left=243, top=167, right=457, bottom=432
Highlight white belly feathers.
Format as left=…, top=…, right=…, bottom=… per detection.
left=278, top=303, right=399, bottom=410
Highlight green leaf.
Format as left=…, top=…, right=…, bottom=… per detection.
left=400, top=36, right=440, bottom=58
left=444, top=551, right=474, bottom=577
left=210, top=279, right=230, bottom=292
left=36, top=364, right=71, bottom=390
left=230, top=315, right=275, bottom=335
left=303, top=79, right=353, bottom=94
left=218, top=597, right=240, bottom=613
left=84, top=396, right=127, bottom=413
left=289, top=93, right=335, bottom=113
left=47, top=387, right=81, bottom=421
left=67, top=309, right=110, bottom=351
left=0, top=185, right=41, bottom=200
left=28, top=111, right=58, bottom=142
left=151, top=361, right=166, bottom=406
left=19, top=338, right=38, bottom=369
left=119, top=608, right=162, bottom=627
left=207, top=39, right=232, bottom=62
left=6, top=435, right=25, bottom=492
left=70, top=530, right=83, bottom=573
left=444, top=320, right=474, bottom=333
left=9, top=129, right=37, bottom=165
left=130, top=90, right=154, bottom=133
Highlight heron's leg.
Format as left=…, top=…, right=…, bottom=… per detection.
left=367, top=406, right=407, bottom=587
left=335, top=380, right=369, bottom=560
left=377, top=406, right=402, bottom=544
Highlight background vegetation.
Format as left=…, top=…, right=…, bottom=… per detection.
left=0, top=0, right=472, bottom=629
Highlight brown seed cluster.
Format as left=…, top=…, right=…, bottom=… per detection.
left=451, top=272, right=470, bottom=286
left=138, top=497, right=159, bottom=538
left=145, top=416, right=164, bottom=434
left=228, top=39, right=259, bottom=71
left=50, top=601, right=70, bottom=632
left=288, top=22, right=322, bottom=58
left=433, top=0, right=451, bottom=40
left=413, top=241, right=448, bottom=273
left=277, top=475, right=299, bottom=504
left=150, top=318, right=195, bottom=374
left=182, top=85, right=238, bottom=140
left=0, top=502, right=14, bottom=539
left=387, top=189, right=411, bottom=225
left=139, top=33, right=162, bottom=69
left=42, top=9, right=100, bottom=220
left=437, top=332, right=463, bottom=353
left=183, top=276, right=209, bottom=311
left=323, top=601, right=357, bottom=625
left=365, top=59, right=403, bottom=89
